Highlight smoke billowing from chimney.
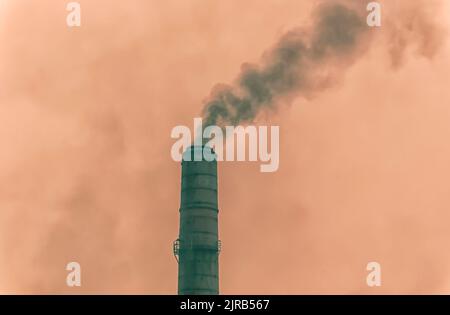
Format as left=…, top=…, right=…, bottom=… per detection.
left=201, top=2, right=370, bottom=127
left=0, top=0, right=449, bottom=294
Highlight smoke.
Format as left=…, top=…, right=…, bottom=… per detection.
left=202, top=2, right=370, bottom=127
left=201, top=0, right=446, bottom=127
left=385, top=0, right=446, bottom=68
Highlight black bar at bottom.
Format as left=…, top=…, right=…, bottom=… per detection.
left=0, top=295, right=446, bottom=313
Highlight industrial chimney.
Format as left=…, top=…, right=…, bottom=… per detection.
left=174, top=145, right=220, bottom=295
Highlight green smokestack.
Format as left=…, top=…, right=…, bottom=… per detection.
left=174, top=145, right=220, bottom=295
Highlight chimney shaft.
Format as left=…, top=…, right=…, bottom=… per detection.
left=175, top=146, right=220, bottom=295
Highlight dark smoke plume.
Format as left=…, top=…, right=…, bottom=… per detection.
left=202, top=2, right=369, bottom=127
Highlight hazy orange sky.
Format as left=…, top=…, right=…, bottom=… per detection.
left=1, top=0, right=450, bottom=294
